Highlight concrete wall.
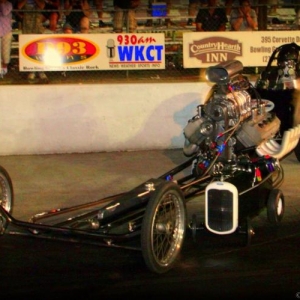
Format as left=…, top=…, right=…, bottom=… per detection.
left=0, top=82, right=211, bottom=155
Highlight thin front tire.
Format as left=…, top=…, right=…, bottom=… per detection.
left=267, top=189, right=284, bottom=225
left=0, top=166, right=13, bottom=214
left=141, top=182, right=186, bottom=273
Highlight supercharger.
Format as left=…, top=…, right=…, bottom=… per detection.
left=183, top=60, right=281, bottom=168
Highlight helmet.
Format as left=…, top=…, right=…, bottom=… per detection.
left=277, top=43, right=299, bottom=65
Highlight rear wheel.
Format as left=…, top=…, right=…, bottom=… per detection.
left=141, top=182, right=186, bottom=273
left=0, top=166, right=13, bottom=214
left=267, top=189, right=284, bottom=225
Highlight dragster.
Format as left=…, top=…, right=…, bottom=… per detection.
left=1, top=60, right=300, bottom=274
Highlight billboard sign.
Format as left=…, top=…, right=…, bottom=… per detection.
left=183, top=31, right=300, bottom=68
left=19, top=33, right=165, bottom=71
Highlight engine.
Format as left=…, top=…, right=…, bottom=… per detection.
left=183, top=60, right=281, bottom=175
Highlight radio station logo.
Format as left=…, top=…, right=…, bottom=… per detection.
left=189, top=37, right=242, bottom=63
left=108, top=35, right=164, bottom=63
left=22, top=36, right=99, bottom=65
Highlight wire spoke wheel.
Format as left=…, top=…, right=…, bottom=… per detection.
left=141, top=182, right=186, bottom=273
left=0, top=166, right=14, bottom=214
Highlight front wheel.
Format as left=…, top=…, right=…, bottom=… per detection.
left=237, top=219, right=254, bottom=247
left=267, top=189, right=284, bottom=225
left=141, top=182, right=186, bottom=274
left=0, top=166, right=14, bottom=214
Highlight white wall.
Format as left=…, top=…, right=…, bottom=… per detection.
left=0, top=82, right=211, bottom=155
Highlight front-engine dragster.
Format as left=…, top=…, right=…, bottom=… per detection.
left=1, top=60, right=299, bottom=274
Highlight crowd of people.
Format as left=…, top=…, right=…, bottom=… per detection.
left=2, top=1, right=295, bottom=35
left=192, top=0, right=257, bottom=32
left=0, top=0, right=13, bottom=77
left=0, top=0, right=297, bottom=82
left=7, top=1, right=294, bottom=34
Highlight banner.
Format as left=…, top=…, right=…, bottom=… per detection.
left=19, top=33, right=165, bottom=72
left=183, top=30, right=300, bottom=68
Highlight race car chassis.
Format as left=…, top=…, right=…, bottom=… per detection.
left=0, top=151, right=285, bottom=274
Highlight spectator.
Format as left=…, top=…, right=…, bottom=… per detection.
left=93, top=0, right=107, bottom=27
left=268, top=0, right=277, bottom=15
left=187, top=0, right=201, bottom=26
left=222, top=0, right=256, bottom=16
left=62, top=21, right=73, bottom=33
left=0, top=0, right=13, bottom=77
left=195, top=0, right=228, bottom=31
left=64, top=0, right=91, bottom=33
left=113, top=0, right=140, bottom=33
left=41, top=0, right=60, bottom=32
left=230, top=0, right=257, bottom=31
left=9, top=0, right=23, bottom=29
left=18, top=0, right=48, bottom=83
left=224, top=0, right=234, bottom=16
left=296, top=7, right=300, bottom=30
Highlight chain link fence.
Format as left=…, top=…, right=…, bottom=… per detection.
left=1, top=1, right=299, bottom=85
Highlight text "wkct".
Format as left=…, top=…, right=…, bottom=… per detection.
left=118, top=45, right=164, bottom=62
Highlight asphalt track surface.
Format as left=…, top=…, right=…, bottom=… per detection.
left=0, top=149, right=300, bottom=299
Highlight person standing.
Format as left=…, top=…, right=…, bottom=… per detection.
left=224, top=0, right=234, bottom=16
left=296, top=7, right=300, bottom=30
left=41, top=0, right=60, bottom=32
left=64, top=0, right=91, bottom=33
left=113, top=0, right=140, bottom=33
left=195, top=0, right=228, bottom=31
left=94, top=0, right=107, bottom=27
left=0, top=0, right=13, bottom=77
left=187, top=0, right=201, bottom=26
left=230, top=0, right=257, bottom=31
left=18, top=0, right=49, bottom=83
